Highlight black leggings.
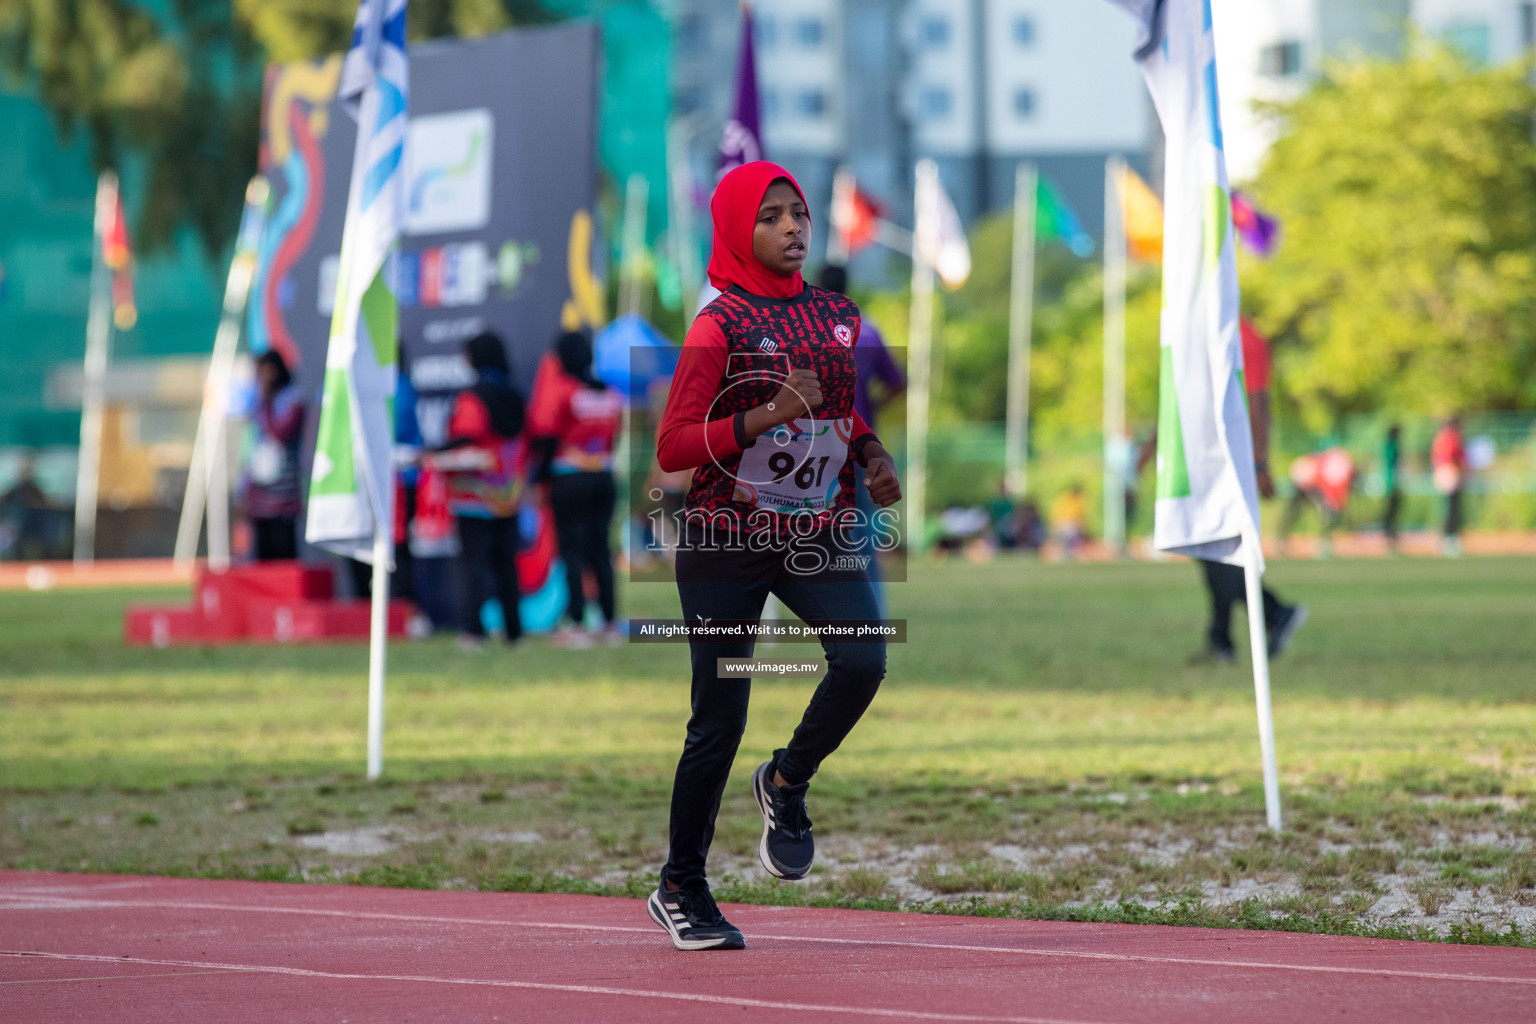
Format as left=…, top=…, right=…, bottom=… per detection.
left=456, top=515, right=523, bottom=640
left=252, top=515, right=298, bottom=561
left=664, top=527, right=886, bottom=886
left=1200, top=558, right=1287, bottom=654
left=549, top=472, right=616, bottom=626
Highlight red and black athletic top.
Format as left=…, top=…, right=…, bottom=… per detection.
left=656, top=284, right=879, bottom=536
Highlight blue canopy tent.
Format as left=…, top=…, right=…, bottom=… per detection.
left=593, top=313, right=679, bottom=399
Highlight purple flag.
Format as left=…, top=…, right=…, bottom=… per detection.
left=1231, top=190, right=1281, bottom=258
left=718, top=5, right=764, bottom=177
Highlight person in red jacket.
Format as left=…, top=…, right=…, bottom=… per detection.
left=439, top=332, right=526, bottom=652
left=527, top=329, right=624, bottom=646
left=645, top=161, right=901, bottom=951
left=1431, top=415, right=1466, bottom=556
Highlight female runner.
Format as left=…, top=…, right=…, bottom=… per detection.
left=647, top=161, right=901, bottom=950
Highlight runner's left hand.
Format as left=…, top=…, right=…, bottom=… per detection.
left=864, top=457, right=901, bottom=507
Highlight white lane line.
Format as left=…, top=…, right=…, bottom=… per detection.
left=1, top=969, right=242, bottom=986
left=1, top=892, right=1532, bottom=989
left=0, top=951, right=1114, bottom=1024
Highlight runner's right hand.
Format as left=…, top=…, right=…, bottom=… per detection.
left=767, top=368, right=822, bottom=424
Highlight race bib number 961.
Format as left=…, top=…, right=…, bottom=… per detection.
left=732, top=416, right=853, bottom=514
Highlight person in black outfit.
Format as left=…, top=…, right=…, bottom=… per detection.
left=1193, top=323, right=1306, bottom=663
left=646, top=162, right=901, bottom=951
left=530, top=330, right=623, bottom=645
left=440, top=332, right=526, bottom=651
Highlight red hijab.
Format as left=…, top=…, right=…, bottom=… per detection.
left=707, top=161, right=808, bottom=300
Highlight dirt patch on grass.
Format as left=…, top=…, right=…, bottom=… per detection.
left=4, top=776, right=1534, bottom=943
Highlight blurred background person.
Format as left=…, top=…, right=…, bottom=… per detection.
left=987, top=481, right=1018, bottom=553
left=1049, top=483, right=1087, bottom=560
left=242, top=350, right=305, bottom=561
left=1381, top=423, right=1402, bottom=552
left=1281, top=447, right=1357, bottom=558
left=529, top=329, right=623, bottom=648
left=0, top=455, right=56, bottom=561
left=1193, top=319, right=1306, bottom=664
left=933, top=504, right=990, bottom=560
left=439, top=332, right=526, bottom=652
left=1431, top=415, right=1465, bottom=557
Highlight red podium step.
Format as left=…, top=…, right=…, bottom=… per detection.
left=247, top=597, right=411, bottom=643
left=125, top=562, right=411, bottom=646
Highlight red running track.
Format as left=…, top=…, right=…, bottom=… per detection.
left=1, top=871, right=1533, bottom=1022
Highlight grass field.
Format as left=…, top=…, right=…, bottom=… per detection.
left=4, top=555, right=1536, bottom=945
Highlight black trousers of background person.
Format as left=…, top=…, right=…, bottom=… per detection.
left=548, top=471, right=616, bottom=626
left=1383, top=488, right=1402, bottom=545
left=1201, top=558, right=1286, bottom=654
left=455, top=514, right=523, bottom=640
left=1445, top=488, right=1463, bottom=539
left=663, top=526, right=886, bottom=887
left=252, top=515, right=298, bottom=561
left=348, top=484, right=418, bottom=601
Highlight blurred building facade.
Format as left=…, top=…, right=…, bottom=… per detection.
left=669, top=0, right=1156, bottom=275
left=1213, top=0, right=1536, bottom=182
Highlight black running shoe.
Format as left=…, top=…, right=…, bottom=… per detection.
left=646, top=880, right=745, bottom=951
left=1269, top=604, right=1309, bottom=658
left=751, top=760, right=814, bottom=880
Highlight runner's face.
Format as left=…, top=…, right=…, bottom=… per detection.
left=752, top=180, right=810, bottom=277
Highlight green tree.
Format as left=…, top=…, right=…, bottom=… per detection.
left=925, top=204, right=1162, bottom=443
left=1241, top=46, right=1536, bottom=429
left=0, top=0, right=251, bottom=252
left=0, top=0, right=552, bottom=254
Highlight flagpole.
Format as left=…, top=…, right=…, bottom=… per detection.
left=907, top=160, right=938, bottom=555
left=367, top=525, right=390, bottom=779
left=1102, top=157, right=1127, bottom=555
left=308, top=0, right=406, bottom=782
left=619, top=173, right=650, bottom=319
left=176, top=177, right=269, bottom=572
left=666, top=112, right=707, bottom=321
left=1004, top=162, right=1037, bottom=500
left=74, top=171, right=118, bottom=567
left=1243, top=533, right=1282, bottom=829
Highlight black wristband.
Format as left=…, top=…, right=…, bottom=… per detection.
left=850, top=432, right=879, bottom=466
left=732, top=411, right=751, bottom=450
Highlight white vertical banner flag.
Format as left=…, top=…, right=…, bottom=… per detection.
left=307, top=0, right=408, bottom=564
left=1109, top=0, right=1282, bottom=829
left=1109, top=0, right=1262, bottom=569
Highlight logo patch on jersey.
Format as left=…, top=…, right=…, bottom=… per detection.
left=833, top=324, right=853, bottom=347
left=758, top=336, right=779, bottom=353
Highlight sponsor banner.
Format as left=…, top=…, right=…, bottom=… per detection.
left=252, top=25, right=601, bottom=452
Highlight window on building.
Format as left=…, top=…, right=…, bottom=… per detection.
left=1013, top=87, right=1036, bottom=118
left=762, top=88, right=781, bottom=119
left=756, top=14, right=776, bottom=48
left=795, top=89, right=827, bottom=118
left=919, top=86, right=952, bottom=120
left=676, top=15, right=705, bottom=54
left=675, top=88, right=706, bottom=116
left=1442, top=22, right=1492, bottom=65
left=795, top=17, right=824, bottom=47
left=1258, top=40, right=1302, bottom=77
left=1013, top=16, right=1035, bottom=47
left=1523, top=3, right=1535, bottom=50
left=920, top=16, right=950, bottom=48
